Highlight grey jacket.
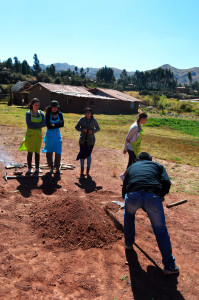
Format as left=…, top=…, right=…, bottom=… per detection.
left=75, top=116, right=100, bottom=145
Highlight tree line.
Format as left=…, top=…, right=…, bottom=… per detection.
left=0, top=54, right=91, bottom=86
left=1, top=54, right=195, bottom=94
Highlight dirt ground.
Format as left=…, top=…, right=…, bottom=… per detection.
left=0, top=125, right=199, bottom=300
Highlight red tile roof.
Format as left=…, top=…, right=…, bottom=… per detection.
left=26, top=82, right=91, bottom=94
left=94, top=88, right=141, bottom=102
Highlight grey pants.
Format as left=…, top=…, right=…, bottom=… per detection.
left=46, top=152, right=61, bottom=170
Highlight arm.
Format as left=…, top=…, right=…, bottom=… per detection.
left=46, top=112, right=64, bottom=129
left=75, top=118, right=83, bottom=132
left=26, top=111, right=46, bottom=129
left=160, top=166, right=171, bottom=196
left=58, top=112, right=64, bottom=128
left=93, top=119, right=100, bottom=133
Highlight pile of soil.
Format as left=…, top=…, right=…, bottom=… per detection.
left=30, top=191, right=122, bottom=251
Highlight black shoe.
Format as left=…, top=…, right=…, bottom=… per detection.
left=163, top=264, right=179, bottom=275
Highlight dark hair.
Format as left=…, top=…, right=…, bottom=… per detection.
left=137, top=152, right=152, bottom=161
left=84, top=107, right=93, bottom=115
left=137, top=112, right=148, bottom=125
left=45, top=100, right=60, bottom=113
left=45, top=106, right=60, bottom=113
left=26, top=98, right=40, bottom=110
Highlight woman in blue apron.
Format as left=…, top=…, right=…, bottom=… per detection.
left=42, top=100, right=64, bottom=174
left=19, top=98, right=46, bottom=173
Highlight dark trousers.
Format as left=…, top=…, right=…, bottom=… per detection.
left=126, top=149, right=137, bottom=169
left=27, top=152, right=40, bottom=168
left=46, top=152, right=61, bottom=170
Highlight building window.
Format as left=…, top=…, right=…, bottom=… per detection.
left=130, top=102, right=134, bottom=108
left=67, top=99, right=72, bottom=104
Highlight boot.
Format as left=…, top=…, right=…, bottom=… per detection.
left=80, top=167, right=84, bottom=176
left=86, top=168, right=90, bottom=177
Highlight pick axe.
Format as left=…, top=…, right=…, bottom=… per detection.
left=4, top=172, right=44, bottom=182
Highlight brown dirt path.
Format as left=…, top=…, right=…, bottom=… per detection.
left=0, top=125, right=199, bottom=299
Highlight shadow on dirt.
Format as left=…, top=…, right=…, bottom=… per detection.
left=75, top=175, right=103, bottom=193
left=16, top=176, right=40, bottom=198
left=125, top=248, right=185, bottom=300
left=16, top=173, right=62, bottom=197
left=40, top=172, right=62, bottom=195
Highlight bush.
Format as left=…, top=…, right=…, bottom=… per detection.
left=142, top=95, right=154, bottom=106
left=54, top=77, right=61, bottom=84
left=37, top=72, right=51, bottom=83
left=152, top=94, right=160, bottom=106
left=177, top=102, right=193, bottom=112
left=194, top=109, right=199, bottom=116
left=139, top=90, right=149, bottom=96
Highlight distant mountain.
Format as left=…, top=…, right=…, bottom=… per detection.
left=39, top=63, right=134, bottom=79
left=159, top=64, right=199, bottom=84
left=39, top=62, right=199, bottom=84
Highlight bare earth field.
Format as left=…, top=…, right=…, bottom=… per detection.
left=0, top=125, right=199, bottom=300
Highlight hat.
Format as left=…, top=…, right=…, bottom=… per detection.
left=50, top=100, right=60, bottom=108
left=137, top=152, right=152, bottom=161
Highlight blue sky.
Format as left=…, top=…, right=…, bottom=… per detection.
left=1, top=0, right=198, bottom=71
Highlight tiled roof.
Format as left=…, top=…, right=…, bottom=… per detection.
left=56, top=91, right=113, bottom=100
left=26, top=82, right=92, bottom=94
left=94, top=88, right=142, bottom=102
left=25, top=83, right=114, bottom=100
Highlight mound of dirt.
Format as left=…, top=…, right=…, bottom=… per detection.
left=31, top=191, right=122, bottom=251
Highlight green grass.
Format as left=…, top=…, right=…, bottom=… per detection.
left=146, top=117, right=199, bottom=137
left=0, top=104, right=199, bottom=166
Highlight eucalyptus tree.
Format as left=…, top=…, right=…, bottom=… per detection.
left=33, top=53, right=41, bottom=75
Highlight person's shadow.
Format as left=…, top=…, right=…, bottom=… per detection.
left=40, top=172, right=62, bottom=195
left=75, top=175, right=103, bottom=193
left=16, top=172, right=62, bottom=197
left=17, top=175, right=39, bottom=198
left=125, top=247, right=185, bottom=300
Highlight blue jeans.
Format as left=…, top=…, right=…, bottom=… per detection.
left=80, top=155, right=92, bottom=169
left=124, top=191, right=175, bottom=267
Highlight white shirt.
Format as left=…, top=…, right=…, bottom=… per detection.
left=124, top=121, right=141, bottom=151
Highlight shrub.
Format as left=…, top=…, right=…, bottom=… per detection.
left=139, top=90, right=149, bottom=96
left=177, top=102, right=193, bottom=112
left=142, top=95, right=153, bottom=106
left=194, top=109, right=199, bottom=116
left=152, top=94, right=160, bottom=107
left=54, top=77, right=61, bottom=84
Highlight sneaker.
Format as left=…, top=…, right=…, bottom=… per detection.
left=120, top=174, right=125, bottom=181
left=163, top=265, right=179, bottom=275
left=36, top=168, right=43, bottom=173
left=28, top=168, right=33, bottom=174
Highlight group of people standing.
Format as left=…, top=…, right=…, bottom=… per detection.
left=19, top=98, right=100, bottom=176
left=19, top=98, right=179, bottom=275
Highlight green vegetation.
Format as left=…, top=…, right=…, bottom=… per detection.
left=126, top=91, right=199, bottom=116
left=146, top=118, right=199, bottom=137
left=0, top=104, right=198, bottom=167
